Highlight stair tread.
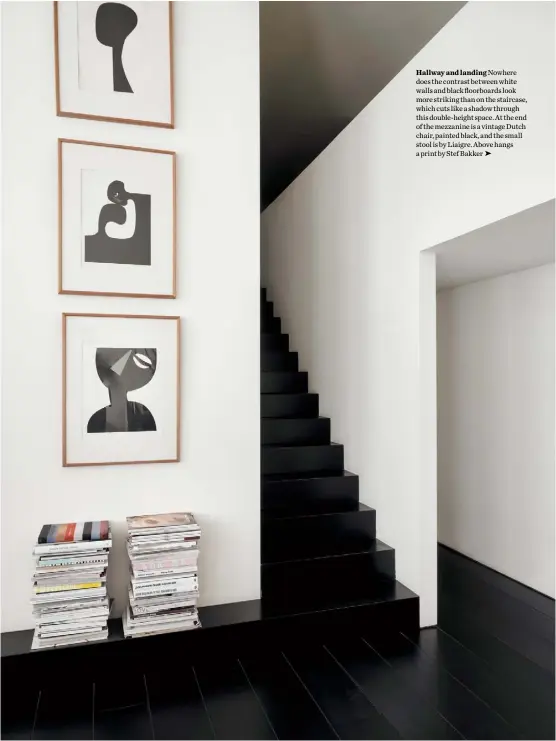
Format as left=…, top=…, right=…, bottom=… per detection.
left=263, top=469, right=357, bottom=482
left=263, top=538, right=393, bottom=566
left=261, top=579, right=417, bottom=618
left=263, top=501, right=373, bottom=521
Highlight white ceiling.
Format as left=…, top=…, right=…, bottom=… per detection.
left=435, top=200, right=555, bottom=291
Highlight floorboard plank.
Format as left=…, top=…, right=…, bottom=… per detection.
left=145, top=667, right=214, bottom=740
left=439, top=546, right=555, bottom=619
left=440, top=554, right=555, bottom=647
left=411, top=627, right=554, bottom=740
left=283, top=641, right=402, bottom=740
left=367, top=632, right=521, bottom=740
left=439, top=596, right=555, bottom=704
left=1, top=684, right=40, bottom=740
left=324, top=636, right=462, bottom=740
left=93, top=674, right=153, bottom=740
left=32, top=682, right=93, bottom=740
left=192, top=657, right=276, bottom=740
left=93, top=704, right=154, bottom=740
left=239, top=650, right=338, bottom=740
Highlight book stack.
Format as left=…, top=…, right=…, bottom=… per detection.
left=123, top=512, right=201, bottom=638
left=31, top=520, right=112, bottom=650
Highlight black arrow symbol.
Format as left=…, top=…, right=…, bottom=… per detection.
left=485, top=151, right=491, bottom=156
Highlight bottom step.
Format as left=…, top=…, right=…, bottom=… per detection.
left=1, top=583, right=419, bottom=695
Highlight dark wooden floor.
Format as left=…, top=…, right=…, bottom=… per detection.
left=3, top=546, right=554, bottom=740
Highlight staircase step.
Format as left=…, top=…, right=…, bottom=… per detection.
left=262, top=443, right=344, bottom=475
left=262, top=470, right=359, bottom=516
left=261, top=351, right=299, bottom=372
left=261, top=287, right=267, bottom=301
left=261, top=393, right=318, bottom=419
left=261, top=540, right=396, bottom=606
left=262, top=503, right=376, bottom=563
left=261, top=416, right=329, bottom=445
left=261, top=333, right=289, bottom=351
left=261, top=299, right=274, bottom=316
left=261, top=316, right=281, bottom=334
left=260, top=580, right=419, bottom=639
left=261, top=371, right=308, bottom=395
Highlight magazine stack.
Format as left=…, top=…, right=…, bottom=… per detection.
left=123, top=512, right=201, bottom=638
left=31, top=520, right=112, bottom=650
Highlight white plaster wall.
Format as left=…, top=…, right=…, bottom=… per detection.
left=1, top=1, right=261, bottom=631
left=437, top=265, right=555, bottom=598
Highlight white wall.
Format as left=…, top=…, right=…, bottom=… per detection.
left=262, top=1, right=555, bottom=625
left=437, top=265, right=555, bottom=597
left=1, top=1, right=260, bottom=632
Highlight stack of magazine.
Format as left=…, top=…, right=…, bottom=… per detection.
left=31, top=520, right=112, bottom=650
left=123, top=512, right=201, bottom=638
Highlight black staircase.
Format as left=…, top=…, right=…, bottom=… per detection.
left=260, top=287, right=419, bottom=634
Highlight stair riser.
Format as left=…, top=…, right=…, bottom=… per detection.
left=261, top=352, right=299, bottom=372
left=261, top=316, right=281, bottom=334
left=261, top=372, right=308, bottom=395
left=261, top=394, right=318, bottom=418
left=262, top=508, right=376, bottom=563
left=261, top=334, right=289, bottom=351
left=262, top=473, right=359, bottom=516
left=264, top=595, right=420, bottom=641
left=261, top=416, right=329, bottom=445
left=262, top=550, right=395, bottom=604
left=262, top=445, right=344, bottom=475
left=261, top=302, right=274, bottom=321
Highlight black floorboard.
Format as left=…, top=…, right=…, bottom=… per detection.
left=32, top=683, right=93, bottom=740
left=239, top=650, right=338, bottom=740
left=284, top=641, right=401, bottom=740
left=2, top=547, right=554, bottom=740
left=413, top=627, right=554, bottom=740
left=93, top=673, right=153, bottom=740
left=440, top=544, right=555, bottom=619
left=325, top=636, right=462, bottom=740
left=145, top=667, right=214, bottom=740
left=192, top=657, right=276, bottom=740
left=367, top=632, right=521, bottom=739
left=1, top=685, right=39, bottom=740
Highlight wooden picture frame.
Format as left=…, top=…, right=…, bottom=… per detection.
left=58, top=138, right=177, bottom=299
left=54, top=1, right=174, bottom=128
left=63, top=313, right=181, bottom=467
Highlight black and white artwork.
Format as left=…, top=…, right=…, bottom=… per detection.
left=59, top=139, right=175, bottom=298
left=87, top=348, right=157, bottom=433
left=95, top=3, right=137, bottom=94
left=63, top=313, right=180, bottom=467
left=84, top=179, right=151, bottom=266
left=55, top=1, right=173, bottom=128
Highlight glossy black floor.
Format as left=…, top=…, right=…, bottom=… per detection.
left=3, top=545, right=554, bottom=740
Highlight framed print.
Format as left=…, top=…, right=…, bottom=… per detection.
left=63, top=313, right=181, bottom=467
left=54, top=1, right=174, bottom=128
left=59, top=139, right=176, bottom=299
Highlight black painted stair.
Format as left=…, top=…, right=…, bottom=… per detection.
left=260, top=287, right=419, bottom=634
left=262, top=443, right=344, bottom=475
left=261, top=371, right=308, bottom=394
left=262, top=416, right=330, bottom=445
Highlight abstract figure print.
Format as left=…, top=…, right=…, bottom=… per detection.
left=88, top=347, right=157, bottom=433
left=95, top=2, right=138, bottom=93
left=84, top=179, right=151, bottom=266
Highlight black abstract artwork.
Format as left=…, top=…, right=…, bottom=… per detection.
left=87, top=348, right=157, bottom=434
left=96, top=2, right=137, bottom=94
left=85, top=180, right=151, bottom=266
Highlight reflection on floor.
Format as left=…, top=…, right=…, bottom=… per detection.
left=2, top=545, right=554, bottom=740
